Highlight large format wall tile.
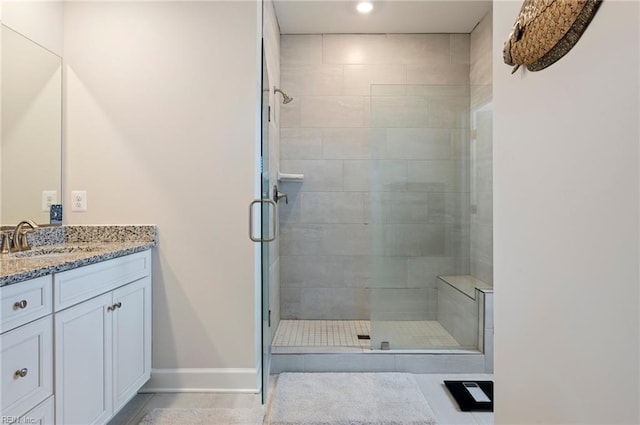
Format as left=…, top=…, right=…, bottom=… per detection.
left=343, top=64, right=407, bottom=95
left=322, top=128, right=386, bottom=160
left=364, top=192, right=430, bottom=224
left=323, top=34, right=389, bottom=64
left=386, top=128, right=451, bottom=159
left=279, top=224, right=323, bottom=256
left=279, top=160, right=343, bottom=191
left=407, top=63, right=470, bottom=85
left=281, top=287, right=302, bottom=318
left=470, top=13, right=492, bottom=87
left=408, top=256, right=456, bottom=288
left=450, top=34, right=471, bottom=65
left=383, top=224, right=447, bottom=257
left=408, top=160, right=469, bottom=192
left=281, top=35, right=322, bottom=66
left=301, top=288, right=371, bottom=319
left=282, top=192, right=365, bottom=224
left=281, top=255, right=351, bottom=288
left=427, top=96, right=471, bottom=128
left=320, top=223, right=373, bottom=256
left=370, top=96, right=428, bottom=128
left=436, top=279, right=479, bottom=347
left=301, top=96, right=366, bottom=127
left=370, top=288, right=435, bottom=320
left=386, top=34, right=451, bottom=64
left=280, top=100, right=301, bottom=128
left=281, top=64, right=344, bottom=96
left=344, top=160, right=408, bottom=191
left=280, top=128, right=322, bottom=159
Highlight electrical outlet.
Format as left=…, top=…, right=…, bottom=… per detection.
left=42, top=190, right=57, bottom=212
left=71, top=190, right=87, bottom=212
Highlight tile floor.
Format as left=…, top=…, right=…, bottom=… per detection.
left=107, top=392, right=263, bottom=425
left=272, top=320, right=371, bottom=348
left=272, top=320, right=460, bottom=351
left=108, top=373, right=493, bottom=425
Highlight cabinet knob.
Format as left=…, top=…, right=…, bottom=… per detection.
left=13, top=300, right=27, bottom=309
left=115, top=302, right=122, bottom=309
left=14, top=368, right=28, bottom=378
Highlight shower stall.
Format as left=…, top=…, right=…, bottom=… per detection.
left=272, top=30, right=493, bottom=370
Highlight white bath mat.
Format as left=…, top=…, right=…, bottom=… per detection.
left=138, top=407, right=264, bottom=425
left=268, top=373, right=437, bottom=425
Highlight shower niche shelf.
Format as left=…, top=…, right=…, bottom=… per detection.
left=277, top=171, right=304, bottom=182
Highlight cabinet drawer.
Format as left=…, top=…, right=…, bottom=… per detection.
left=0, top=316, right=53, bottom=418
left=1, top=276, right=53, bottom=334
left=55, top=250, right=151, bottom=312
left=21, top=396, right=54, bottom=425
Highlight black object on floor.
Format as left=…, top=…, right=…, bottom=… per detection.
left=444, top=380, right=493, bottom=412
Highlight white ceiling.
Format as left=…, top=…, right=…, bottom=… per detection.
left=273, top=0, right=493, bottom=35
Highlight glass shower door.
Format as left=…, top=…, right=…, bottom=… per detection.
left=251, top=43, right=276, bottom=403
left=368, top=84, right=477, bottom=350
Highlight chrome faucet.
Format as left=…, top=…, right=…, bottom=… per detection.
left=9, top=220, right=39, bottom=252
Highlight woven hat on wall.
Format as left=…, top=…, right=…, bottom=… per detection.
left=503, top=0, right=603, bottom=73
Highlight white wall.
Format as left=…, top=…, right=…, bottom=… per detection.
left=1, top=0, right=63, bottom=56
left=64, top=1, right=262, bottom=391
left=494, top=1, right=639, bottom=423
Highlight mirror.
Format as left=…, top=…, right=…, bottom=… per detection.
left=1, top=24, right=62, bottom=226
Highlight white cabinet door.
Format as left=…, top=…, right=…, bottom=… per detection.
left=55, top=293, right=113, bottom=425
left=111, top=276, right=151, bottom=412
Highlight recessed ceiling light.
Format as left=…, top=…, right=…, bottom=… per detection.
left=356, top=1, right=373, bottom=14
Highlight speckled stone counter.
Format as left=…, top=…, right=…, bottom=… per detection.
left=0, top=225, right=157, bottom=287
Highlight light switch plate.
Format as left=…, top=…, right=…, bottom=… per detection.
left=42, top=190, right=57, bottom=212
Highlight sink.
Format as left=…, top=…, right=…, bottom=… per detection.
left=11, top=245, right=101, bottom=258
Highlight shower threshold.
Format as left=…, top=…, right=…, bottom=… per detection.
left=271, top=320, right=479, bottom=354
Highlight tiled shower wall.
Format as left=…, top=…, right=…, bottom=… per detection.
left=279, top=34, right=471, bottom=320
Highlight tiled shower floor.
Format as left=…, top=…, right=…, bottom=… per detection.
left=272, top=320, right=461, bottom=353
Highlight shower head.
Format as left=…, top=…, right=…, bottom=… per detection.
left=274, top=87, right=293, bottom=104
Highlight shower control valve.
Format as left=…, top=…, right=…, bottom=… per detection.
left=273, top=185, right=288, bottom=205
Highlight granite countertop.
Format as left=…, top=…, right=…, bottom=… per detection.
left=0, top=225, right=157, bottom=287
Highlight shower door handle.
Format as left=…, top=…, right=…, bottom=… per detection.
left=249, top=199, right=277, bottom=242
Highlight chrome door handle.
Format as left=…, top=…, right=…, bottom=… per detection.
left=249, top=199, right=277, bottom=242
left=263, top=199, right=277, bottom=242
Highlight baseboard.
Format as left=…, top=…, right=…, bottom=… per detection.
left=140, top=368, right=259, bottom=393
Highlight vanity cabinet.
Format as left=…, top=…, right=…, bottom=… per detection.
left=54, top=250, right=152, bottom=425
left=0, top=249, right=152, bottom=425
